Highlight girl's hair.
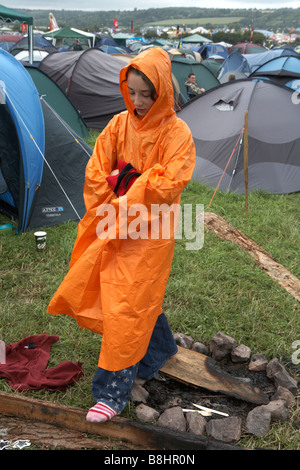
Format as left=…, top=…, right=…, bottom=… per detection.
left=125, top=66, right=157, bottom=101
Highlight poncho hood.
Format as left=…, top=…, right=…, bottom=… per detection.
left=119, top=47, right=176, bottom=130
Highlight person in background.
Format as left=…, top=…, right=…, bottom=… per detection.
left=73, top=39, right=83, bottom=51
left=184, top=73, right=205, bottom=99
left=47, top=47, right=196, bottom=423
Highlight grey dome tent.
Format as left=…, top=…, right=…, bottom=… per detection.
left=39, top=49, right=126, bottom=130
left=27, top=99, right=92, bottom=230
left=177, top=79, right=300, bottom=194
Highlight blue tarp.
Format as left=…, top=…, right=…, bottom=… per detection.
left=0, top=49, right=44, bottom=232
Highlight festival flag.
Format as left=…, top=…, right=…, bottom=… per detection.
left=21, top=23, right=27, bottom=34
left=210, top=25, right=213, bottom=38
left=131, top=20, right=134, bottom=33
left=290, top=27, right=293, bottom=34
left=250, top=26, right=254, bottom=40
left=49, top=12, right=58, bottom=31
left=113, top=18, right=119, bottom=29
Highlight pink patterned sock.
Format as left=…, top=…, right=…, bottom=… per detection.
left=86, top=402, right=117, bottom=423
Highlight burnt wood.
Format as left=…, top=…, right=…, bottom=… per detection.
left=0, top=391, right=243, bottom=450
left=160, top=346, right=269, bottom=405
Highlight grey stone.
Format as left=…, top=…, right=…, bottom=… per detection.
left=130, top=383, right=149, bottom=403
left=246, top=406, right=272, bottom=436
left=262, top=400, right=290, bottom=422
left=248, top=353, right=268, bottom=371
left=185, top=411, right=206, bottom=435
left=271, top=386, right=296, bottom=408
left=157, top=406, right=186, bottom=432
left=231, top=344, right=251, bottom=363
left=209, top=332, right=237, bottom=361
left=135, top=404, right=160, bottom=422
left=266, top=358, right=298, bottom=395
left=173, top=333, right=194, bottom=349
left=192, top=342, right=209, bottom=355
left=206, top=416, right=242, bottom=443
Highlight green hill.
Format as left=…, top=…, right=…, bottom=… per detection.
left=11, top=7, right=300, bottom=32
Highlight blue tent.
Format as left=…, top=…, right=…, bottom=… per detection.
left=10, top=34, right=56, bottom=54
left=218, top=49, right=299, bottom=81
left=250, top=55, right=300, bottom=77
left=250, top=55, right=300, bottom=91
left=0, top=48, right=44, bottom=232
left=197, top=44, right=228, bottom=59
left=99, top=45, right=128, bottom=55
left=0, top=49, right=91, bottom=233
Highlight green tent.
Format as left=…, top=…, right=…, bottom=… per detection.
left=182, top=34, right=212, bottom=45
left=43, top=27, right=89, bottom=39
left=201, top=59, right=223, bottom=78
left=42, top=27, right=95, bottom=48
left=0, top=4, right=33, bottom=25
left=112, top=32, right=133, bottom=46
left=25, top=65, right=90, bottom=139
left=0, top=4, right=34, bottom=63
left=171, top=56, right=219, bottom=101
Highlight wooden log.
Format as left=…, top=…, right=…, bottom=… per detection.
left=0, top=414, right=133, bottom=450
left=203, top=211, right=300, bottom=302
left=0, top=391, right=242, bottom=450
left=161, top=346, right=268, bottom=405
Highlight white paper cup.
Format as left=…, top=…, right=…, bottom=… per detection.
left=34, top=231, right=47, bottom=251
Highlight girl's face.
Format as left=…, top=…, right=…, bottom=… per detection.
left=127, top=71, right=156, bottom=118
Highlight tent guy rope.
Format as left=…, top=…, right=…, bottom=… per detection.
left=208, top=127, right=245, bottom=209
left=40, top=96, right=92, bottom=158
left=2, top=87, right=86, bottom=221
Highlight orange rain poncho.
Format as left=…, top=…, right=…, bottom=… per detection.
left=47, top=47, right=196, bottom=371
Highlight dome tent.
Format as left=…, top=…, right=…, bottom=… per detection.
left=0, top=49, right=91, bottom=233
left=228, top=42, right=267, bottom=54
left=178, top=79, right=300, bottom=194
left=39, top=49, right=126, bottom=130
left=170, top=56, right=220, bottom=102
left=0, top=48, right=44, bottom=232
left=249, top=55, right=300, bottom=90
left=25, top=65, right=90, bottom=139
left=218, top=49, right=299, bottom=82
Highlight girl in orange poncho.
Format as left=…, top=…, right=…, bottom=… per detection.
left=47, top=47, right=195, bottom=422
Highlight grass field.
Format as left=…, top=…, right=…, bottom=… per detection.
left=0, top=144, right=299, bottom=449
left=146, top=17, right=243, bottom=26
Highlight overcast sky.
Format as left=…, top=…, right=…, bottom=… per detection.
left=6, top=1, right=300, bottom=11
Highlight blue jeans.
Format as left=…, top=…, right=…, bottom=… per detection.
left=92, top=312, right=177, bottom=413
